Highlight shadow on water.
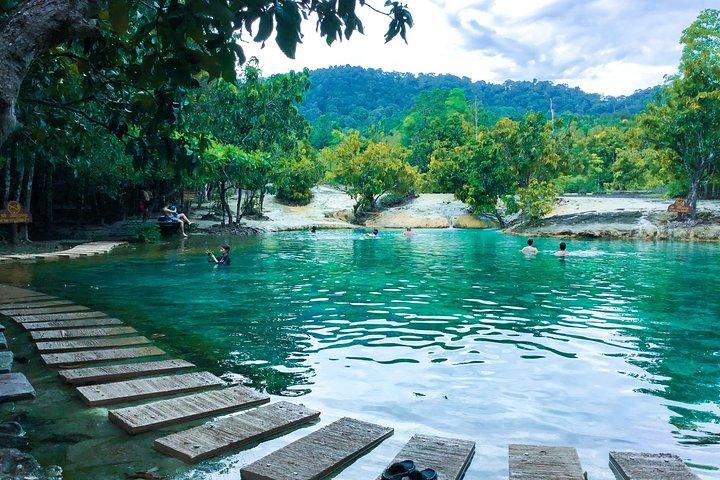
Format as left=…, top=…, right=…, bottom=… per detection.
left=0, top=230, right=718, bottom=479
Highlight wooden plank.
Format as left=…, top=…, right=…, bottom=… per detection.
left=509, top=444, right=584, bottom=480
left=0, top=373, right=35, bottom=402
left=59, top=359, right=194, bottom=385
left=110, top=385, right=271, bottom=434
left=154, top=401, right=320, bottom=463
left=41, top=346, right=165, bottom=367
left=0, top=294, right=53, bottom=304
left=30, top=326, right=138, bottom=341
left=12, top=311, right=108, bottom=323
left=23, top=318, right=124, bottom=331
left=76, top=372, right=222, bottom=406
left=0, top=351, right=13, bottom=373
left=609, top=452, right=700, bottom=480
left=36, top=336, right=150, bottom=353
left=1, top=305, right=89, bottom=316
left=241, top=417, right=393, bottom=480
left=376, top=434, right=475, bottom=480
left=0, top=300, right=73, bottom=309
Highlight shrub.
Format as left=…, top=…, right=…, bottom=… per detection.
left=128, top=222, right=161, bottom=243
left=274, top=152, right=324, bottom=205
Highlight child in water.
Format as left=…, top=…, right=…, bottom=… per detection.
left=207, top=244, right=231, bottom=266
left=554, top=242, right=568, bottom=257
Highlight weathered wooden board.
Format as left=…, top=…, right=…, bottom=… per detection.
left=609, top=452, right=700, bottom=480
left=241, top=417, right=393, bottom=480
left=59, top=359, right=194, bottom=385
left=155, top=401, right=320, bottom=463
left=1, top=305, right=89, bottom=316
left=0, top=373, right=36, bottom=402
left=76, top=371, right=223, bottom=406
left=377, top=434, right=475, bottom=480
left=509, top=444, right=584, bottom=480
left=12, top=311, right=108, bottom=323
left=0, top=294, right=53, bottom=304
left=30, top=326, right=138, bottom=341
left=36, top=335, right=150, bottom=353
left=41, top=346, right=165, bottom=367
left=0, top=351, right=13, bottom=373
left=23, top=318, right=124, bottom=331
left=110, top=385, right=271, bottom=434
left=0, top=300, right=73, bottom=310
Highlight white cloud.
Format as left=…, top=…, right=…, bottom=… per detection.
left=242, top=0, right=711, bottom=96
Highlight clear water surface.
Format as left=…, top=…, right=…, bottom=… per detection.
left=1, top=229, right=719, bottom=480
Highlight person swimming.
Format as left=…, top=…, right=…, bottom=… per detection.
left=403, top=227, right=414, bottom=237
left=521, top=238, right=538, bottom=255
left=554, top=242, right=568, bottom=257
left=310, top=226, right=317, bottom=233
left=366, top=228, right=379, bottom=237
left=207, top=244, right=231, bottom=266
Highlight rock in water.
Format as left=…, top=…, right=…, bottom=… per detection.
left=0, top=448, right=44, bottom=479
left=0, top=422, right=27, bottom=449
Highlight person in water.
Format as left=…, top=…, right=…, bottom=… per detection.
left=555, top=242, right=568, bottom=257
left=163, top=203, right=193, bottom=237
left=521, top=238, right=539, bottom=255
left=403, top=227, right=414, bottom=237
left=367, top=228, right=379, bottom=237
left=310, top=226, right=317, bottom=234
left=207, top=244, right=231, bottom=266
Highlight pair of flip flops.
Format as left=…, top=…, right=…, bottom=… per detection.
left=382, top=460, right=437, bottom=480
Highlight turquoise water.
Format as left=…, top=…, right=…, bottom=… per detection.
left=1, top=229, right=719, bottom=479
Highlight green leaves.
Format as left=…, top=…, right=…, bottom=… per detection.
left=275, top=0, right=303, bottom=58
left=108, top=0, right=130, bottom=34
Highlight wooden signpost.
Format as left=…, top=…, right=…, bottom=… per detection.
left=0, top=201, right=32, bottom=244
left=667, top=198, right=691, bottom=216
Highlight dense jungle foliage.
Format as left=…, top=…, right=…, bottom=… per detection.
left=0, top=5, right=718, bottom=241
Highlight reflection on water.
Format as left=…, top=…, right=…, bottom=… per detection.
left=1, top=229, right=719, bottom=480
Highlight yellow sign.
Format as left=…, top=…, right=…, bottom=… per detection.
left=182, top=189, right=196, bottom=202
left=667, top=198, right=691, bottom=214
left=0, top=201, right=31, bottom=224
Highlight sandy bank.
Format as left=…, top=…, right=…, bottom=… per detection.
left=237, top=187, right=492, bottom=232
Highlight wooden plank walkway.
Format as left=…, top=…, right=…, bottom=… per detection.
left=377, top=434, right=475, bottom=480
left=59, top=359, right=194, bottom=385
left=0, top=241, right=126, bottom=264
left=36, top=335, right=151, bottom=353
left=609, top=452, right=700, bottom=480
left=12, top=311, right=108, bottom=323
left=1, top=305, right=90, bottom=316
left=30, top=326, right=138, bottom=341
left=509, top=444, right=585, bottom=480
left=0, top=300, right=74, bottom=309
left=155, top=401, right=320, bottom=463
left=240, top=417, right=393, bottom=480
left=0, top=294, right=53, bottom=304
left=110, top=385, right=270, bottom=434
left=76, top=372, right=223, bottom=406
left=23, top=318, right=125, bottom=330
left=0, top=373, right=36, bottom=402
left=41, top=346, right=165, bottom=366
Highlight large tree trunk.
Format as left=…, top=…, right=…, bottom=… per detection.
left=0, top=0, right=97, bottom=148
left=20, top=158, right=34, bottom=241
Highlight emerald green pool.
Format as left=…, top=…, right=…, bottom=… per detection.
left=1, top=230, right=719, bottom=479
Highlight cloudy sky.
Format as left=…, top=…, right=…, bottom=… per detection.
left=244, top=0, right=712, bottom=96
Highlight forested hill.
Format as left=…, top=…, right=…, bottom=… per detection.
left=300, top=65, right=660, bottom=132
